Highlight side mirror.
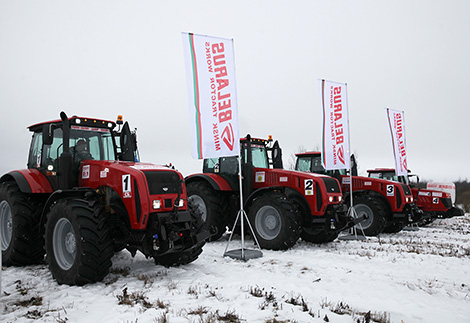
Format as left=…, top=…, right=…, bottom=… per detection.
left=42, top=124, right=54, bottom=145
left=271, top=140, right=283, bottom=169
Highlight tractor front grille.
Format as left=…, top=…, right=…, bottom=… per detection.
left=442, top=198, right=452, bottom=209
left=321, top=177, right=341, bottom=193
left=143, top=171, right=181, bottom=195
left=400, top=183, right=411, bottom=196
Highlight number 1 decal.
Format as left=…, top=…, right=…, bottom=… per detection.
left=122, top=174, right=132, bottom=198
left=305, top=179, right=314, bottom=195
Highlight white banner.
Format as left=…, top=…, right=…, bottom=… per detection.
left=320, top=79, right=350, bottom=170
left=182, top=32, right=240, bottom=159
left=386, top=108, right=408, bottom=176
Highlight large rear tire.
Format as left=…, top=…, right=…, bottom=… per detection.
left=0, top=182, right=45, bottom=266
left=351, top=195, right=387, bottom=236
left=45, top=199, right=113, bottom=285
left=248, top=193, right=301, bottom=250
left=187, top=181, right=228, bottom=241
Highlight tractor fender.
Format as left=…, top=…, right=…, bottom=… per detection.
left=185, top=173, right=233, bottom=191
left=1, top=170, right=53, bottom=194
left=39, top=187, right=96, bottom=230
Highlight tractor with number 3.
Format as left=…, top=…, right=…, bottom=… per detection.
left=0, top=112, right=208, bottom=285
left=295, top=152, right=421, bottom=235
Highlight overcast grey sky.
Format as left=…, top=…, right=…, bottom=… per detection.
left=1, top=1, right=469, bottom=182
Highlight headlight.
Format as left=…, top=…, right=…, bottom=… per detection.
left=153, top=199, right=161, bottom=209
left=329, top=196, right=334, bottom=203
left=338, top=196, right=342, bottom=202
left=176, top=199, right=184, bottom=207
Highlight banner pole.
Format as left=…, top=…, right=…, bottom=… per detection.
left=341, top=83, right=364, bottom=239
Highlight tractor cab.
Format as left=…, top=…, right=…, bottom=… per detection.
left=295, top=151, right=355, bottom=182
left=27, top=112, right=136, bottom=190
left=202, top=135, right=282, bottom=191
left=367, top=168, right=425, bottom=189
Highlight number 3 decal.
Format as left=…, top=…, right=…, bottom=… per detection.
left=386, top=184, right=394, bottom=196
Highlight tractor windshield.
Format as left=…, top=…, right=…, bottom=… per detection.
left=249, top=144, right=269, bottom=168
left=39, top=126, right=116, bottom=172
left=369, top=171, right=409, bottom=185
left=70, top=127, right=116, bottom=162
left=297, top=155, right=327, bottom=174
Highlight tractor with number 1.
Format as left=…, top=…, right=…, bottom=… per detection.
left=0, top=112, right=208, bottom=285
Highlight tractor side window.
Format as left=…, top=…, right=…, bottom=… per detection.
left=219, top=156, right=239, bottom=175
left=203, top=158, right=220, bottom=173
left=296, top=157, right=312, bottom=172
left=311, top=156, right=326, bottom=173
left=28, top=132, right=43, bottom=169
left=42, top=128, right=64, bottom=171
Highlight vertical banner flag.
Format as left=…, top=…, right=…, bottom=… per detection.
left=386, top=108, right=408, bottom=176
left=182, top=32, right=240, bottom=159
left=320, top=79, right=350, bottom=170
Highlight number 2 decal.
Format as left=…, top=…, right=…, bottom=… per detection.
left=386, top=184, right=394, bottom=196
left=122, top=174, right=132, bottom=198
left=305, top=179, right=314, bottom=195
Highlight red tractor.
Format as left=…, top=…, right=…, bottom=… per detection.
left=0, top=112, right=208, bottom=285
left=185, top=135, right=364, bottom=250
left=295, top=152, right=419, bottom=235
left=367, top=168, right=464, bottom=223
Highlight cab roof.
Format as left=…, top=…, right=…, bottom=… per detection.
left=367, top=168, right=396, bottom=173
left=295, top=151, right=321, bottom=157
left=28, top=116, right=116, bottom=132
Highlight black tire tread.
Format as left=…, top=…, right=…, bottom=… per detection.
left=248, top=193, right=302, bottom=250
left=1, top=181, right=45, bottom=266
left=352, top=195, right=388, bottom=236
left=45, top=198, right=113, bottom=285
left=187, top=181, right=229, bottom=241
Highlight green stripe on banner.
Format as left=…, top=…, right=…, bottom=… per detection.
left=188, top=33, right=203, bottom=159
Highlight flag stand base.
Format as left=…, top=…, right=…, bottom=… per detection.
left=339, top=206, right=366, bottom=241
left=223, top=209, right=263, bottom=261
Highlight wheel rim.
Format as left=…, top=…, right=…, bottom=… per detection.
left=189, top=195, right=207, bottom=222
left=353, top=203, right=373, bottom=230
left=255, top=205, right=282, bottom=240
left=53, top=218, right=76, bottom=270
left=0, top=200, right=13, bottom=251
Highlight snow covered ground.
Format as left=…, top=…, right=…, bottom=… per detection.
left=1, top=214, right=469, bottom=323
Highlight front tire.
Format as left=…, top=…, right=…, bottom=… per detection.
left=45, top=199, right=113, bottom=285
left=187, top=181, right=228, bottom=241
left=0, top=182, right=45, bottom=266
left=248, top=193, right=301, bottom=250
left=351, top=195, right=387, bottom=236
